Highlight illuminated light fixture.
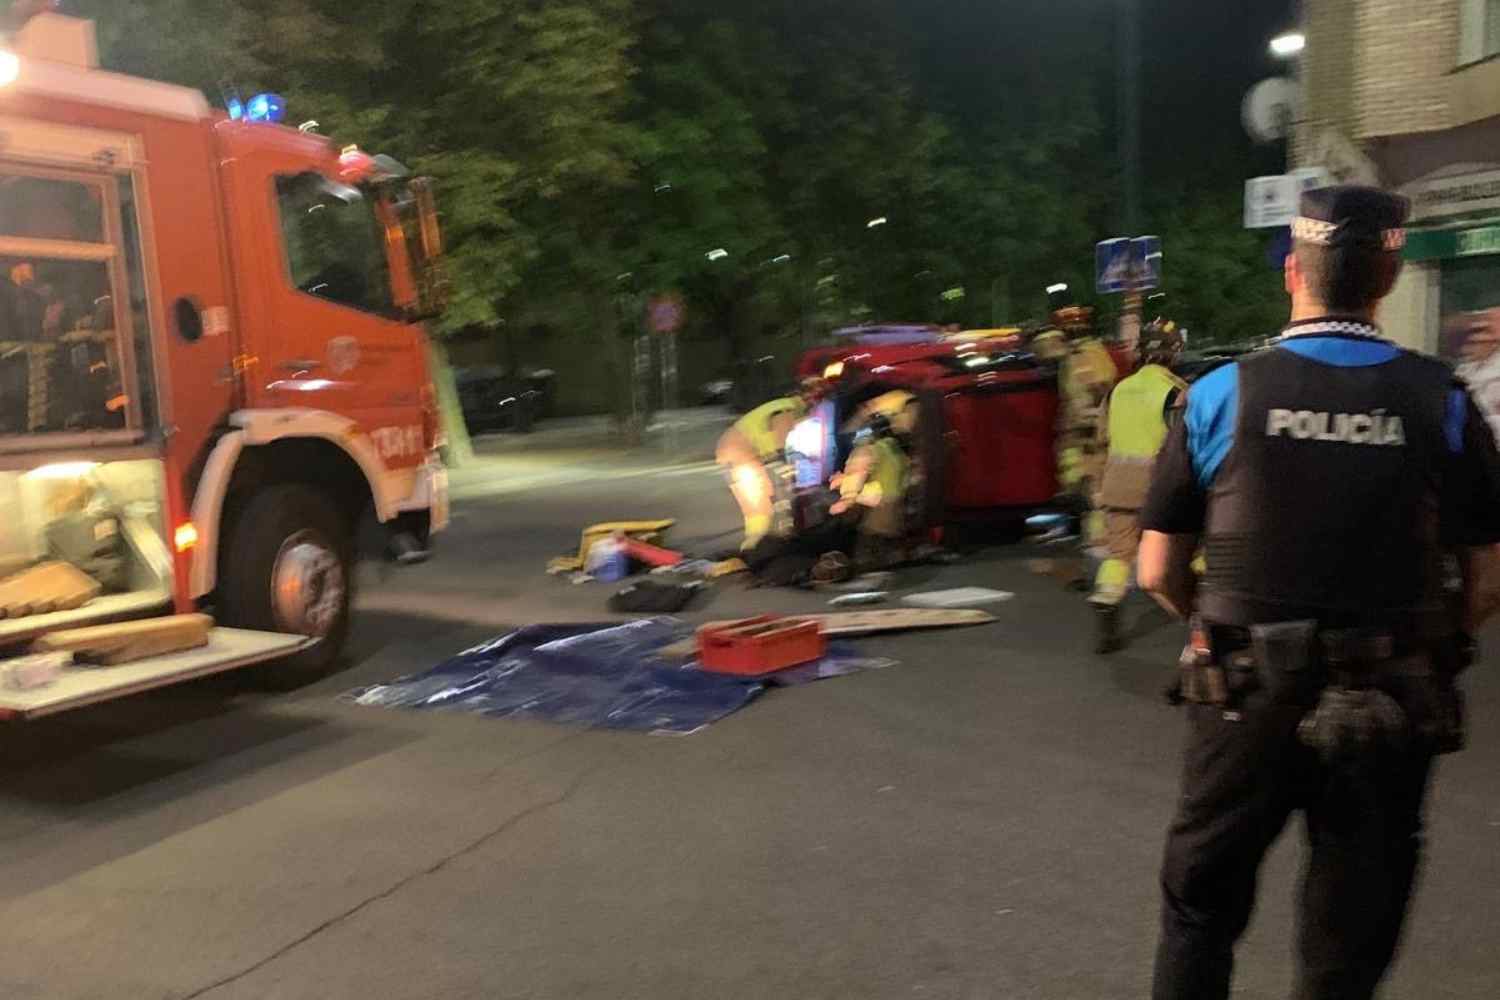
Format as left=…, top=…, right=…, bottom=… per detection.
left=770, top=254, right=792, bottom=264
left=706, top=248, right=729, bottom=261
left=1270, top=32, right=1306, bottom=58
left=785, top=418, right=825, bottom=458
left=867, top=216, right=888, bottom=229
left=0, top=51, right=19, bottom=88
left=226, top=97, right=245, bottom=121
left=246, top=92, right=287, bottom=124
left=21, top=461, right=99, bottom=481
left=823, top=361, right=846, bottom=380
left=1046, top=282, right=1070, bottom=295
left=964, top=355, right=990, bottom=367
left=298, top=120, right=321, bottom=133
left=174, top=522, right=200, bottom=554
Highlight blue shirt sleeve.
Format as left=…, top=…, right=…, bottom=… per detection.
left=1185, top=362, right=1239, bottom=488
left=1445, top=388, right=1467, bottom=455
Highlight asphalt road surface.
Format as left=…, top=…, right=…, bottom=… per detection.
left=2, top=419, right=1498, bottom=999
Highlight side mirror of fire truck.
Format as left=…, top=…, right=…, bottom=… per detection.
left=407, top=177, right=449, bottom=321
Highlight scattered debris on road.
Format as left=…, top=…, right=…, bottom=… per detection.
left=829, top=592, right=889, bottom=607
left=698, top=616, right=826, bottom=674
left=347, top=618, right=893, bottom=735
left=903, top=588, right=1015, bottom=609
left=608, top=579, right=703, bottom=614
left=547, top=519, right=677, bottom=574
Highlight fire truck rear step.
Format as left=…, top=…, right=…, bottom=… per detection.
left=0, top=627, right=311, bottom=719
left=0, top=589, right=172, bottom=648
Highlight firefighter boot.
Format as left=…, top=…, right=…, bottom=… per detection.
left=1093, top=603, right=1124, bottom=655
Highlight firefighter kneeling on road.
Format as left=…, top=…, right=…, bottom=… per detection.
left=1090, top=318, right=1186, bottom=653
left=716, top=383, right=820, bottom=549
left=830, top=412, right=911, bottom=571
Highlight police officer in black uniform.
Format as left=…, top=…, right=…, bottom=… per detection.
left=1136, top=185, right=1500, bottom=1000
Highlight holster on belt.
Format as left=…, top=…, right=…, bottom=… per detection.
left=1251, top=620, right=1323, bottom=707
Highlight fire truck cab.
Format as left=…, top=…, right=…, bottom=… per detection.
left=0, top=15, right=448, bottom=717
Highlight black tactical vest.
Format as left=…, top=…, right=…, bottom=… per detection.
left=1199, top=336, right=1454, bottom=628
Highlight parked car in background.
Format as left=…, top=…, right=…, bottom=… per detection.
left=701, top=377, right=735, bottom=407
left=455, top=366, right=543, bottom=434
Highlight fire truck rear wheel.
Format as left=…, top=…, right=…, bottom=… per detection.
left=221, top=484, right=354, bottom=677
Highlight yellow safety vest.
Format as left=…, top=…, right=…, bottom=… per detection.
left=1097, top=363, right=1185, bottom=510
left=734, top=397, right=804, bottom=461
left=1107, top=364, right=1185, bottom=458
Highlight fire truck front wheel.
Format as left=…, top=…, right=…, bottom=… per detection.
left=220, top=484, right=354, bottom=676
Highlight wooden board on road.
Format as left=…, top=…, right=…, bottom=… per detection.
left=658, top=608, right=996, bottom=659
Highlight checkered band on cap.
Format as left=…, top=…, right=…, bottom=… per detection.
left=1291, top=216, right=1406, bottom=252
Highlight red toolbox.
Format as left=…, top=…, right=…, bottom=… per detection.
left=697, top=616, right=826, bottom=675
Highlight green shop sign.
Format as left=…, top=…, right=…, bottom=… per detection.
left=1404, top=224, right=1500, bottom=261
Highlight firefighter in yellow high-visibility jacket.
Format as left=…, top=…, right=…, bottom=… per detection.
left=716, top=388, right=818, bottom=549
left=1090, top=319, right=1186, bottom=653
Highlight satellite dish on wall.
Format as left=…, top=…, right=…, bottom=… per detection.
left=1243, top=77, right=1302, bottom=144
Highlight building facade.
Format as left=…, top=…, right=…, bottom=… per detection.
left=1299, top=0, right=1500, bottom=358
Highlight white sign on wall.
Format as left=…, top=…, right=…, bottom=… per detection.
left=1244, top=168, right=1332, bottom=229
left=1402, top=166, right=1500, bottom=223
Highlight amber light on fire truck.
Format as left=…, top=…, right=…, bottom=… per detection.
left=174, top=523, right=199, bottom=554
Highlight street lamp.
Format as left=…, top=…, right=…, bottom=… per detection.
left=866, top=216, right=888, bottom=229
left=706, top=248, right=728, bottom=261
left=1270, top=32, right=1306, bottom=58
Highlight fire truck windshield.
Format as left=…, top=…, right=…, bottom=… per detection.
left=0, top=169, right=158, bottom=444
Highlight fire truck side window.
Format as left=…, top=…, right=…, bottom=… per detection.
left=0, top=170, right=145, bottom=438
left=275, top=174, right=394, bottom=317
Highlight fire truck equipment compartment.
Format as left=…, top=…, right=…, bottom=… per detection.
left=0, top=459, right=174, bottom=634
left=0, top=628, right=309, bottom=718
left=347, top=618, right=893, bottom=735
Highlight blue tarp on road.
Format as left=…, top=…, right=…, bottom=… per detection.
left=346, top=618, right=893, bottom=735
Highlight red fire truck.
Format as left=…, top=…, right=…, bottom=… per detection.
left=0, top=14, right=448, bottom=717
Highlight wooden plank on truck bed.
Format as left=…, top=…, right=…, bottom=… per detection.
left=0, top=562, right=100, bottom=620
left=0, top=628, right=309, bottom=719
left=33, top=613, right=213, bottom=665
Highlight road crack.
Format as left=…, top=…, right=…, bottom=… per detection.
left=179, top=762, right=606, bottom=999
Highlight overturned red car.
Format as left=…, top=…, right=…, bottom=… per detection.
left=789, top=325, right=1068, bottom=537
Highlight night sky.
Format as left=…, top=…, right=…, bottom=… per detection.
left=894, top=0, right=1298, bottom=185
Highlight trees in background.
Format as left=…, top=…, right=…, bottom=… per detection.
left=74, top=0, right=1281, bottom=409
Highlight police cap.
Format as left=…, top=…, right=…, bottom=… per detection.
left=1291, top=185, right=1410, bottom=253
